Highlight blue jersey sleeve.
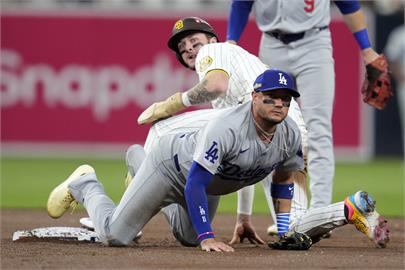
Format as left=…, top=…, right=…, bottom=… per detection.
left=184, top=161, right=215, bottom=242
left=334, top=0, right=361, bottom=15
left=226, top=0, right=254, bottom=42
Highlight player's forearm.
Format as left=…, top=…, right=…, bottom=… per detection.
left=342, top=10, right=367, bottom=34
left=184, top=79, right=221, bottom=106
left=343, top=9, right=381, bottom=64
left=335, top=1, right=373, bottom=52
left=183, top=70, right=229, bottom=106
left=237, top=185, right=255, bottom=215
left=185, top=161, right=215, bottom=242
left=341, top=8, right=380, bottom=64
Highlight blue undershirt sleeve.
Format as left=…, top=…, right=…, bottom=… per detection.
left=184, top=161, right=215, bottom=242
left=334, top=0, right=361, bottom=15
left=226, top=0, right=254, bottom=42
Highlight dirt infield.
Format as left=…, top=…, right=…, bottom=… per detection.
left=1, top=209, right=404, bottom=269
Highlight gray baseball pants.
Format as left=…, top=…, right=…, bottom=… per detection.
left=68, top=146, right=219, bottom=246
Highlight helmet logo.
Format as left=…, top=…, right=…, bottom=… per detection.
left=175, top=20, right=184, bottom=30
left=198, top=56, right=213, bottom=73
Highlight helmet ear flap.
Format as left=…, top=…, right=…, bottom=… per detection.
left=176, top=52, right=190, bottom=68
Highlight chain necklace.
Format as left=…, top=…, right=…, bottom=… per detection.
left=252, top=117, right=276, bottom=143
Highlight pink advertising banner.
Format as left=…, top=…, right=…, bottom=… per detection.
left=1, top=11, right=365, bottom=156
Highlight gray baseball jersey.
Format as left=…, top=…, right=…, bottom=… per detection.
left=252, top=0, right=330, bottom=33
left=161, top=101, right=304, bottom=192
left=69, top=101, right=304, bottom=246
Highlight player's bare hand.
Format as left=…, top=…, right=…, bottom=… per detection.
left=229, top=221, right=265, bottom=245
left=200, top=238, right=235, bottom=252
left=362, top=48, right=380, bottom=65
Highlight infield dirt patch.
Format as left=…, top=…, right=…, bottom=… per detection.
left=1, top=209, right=404, bottom=269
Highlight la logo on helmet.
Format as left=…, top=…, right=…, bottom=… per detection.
left=278, top=73, right=287, bottom=85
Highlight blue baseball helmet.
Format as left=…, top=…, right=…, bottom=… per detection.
left=253, top=69, right=300, bottom=97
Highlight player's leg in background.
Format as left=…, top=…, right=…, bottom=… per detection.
left=259, top=30, right=335, bottom=210
left=293, top=32, right=335, bottom=209
left=297, top=63, right=335, bottom=209
left=162, top=195, right=220, bottom=247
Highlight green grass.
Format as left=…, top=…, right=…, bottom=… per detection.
left=1, top=158, right=404, bottom=217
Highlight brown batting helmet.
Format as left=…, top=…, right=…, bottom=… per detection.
left=168, top=17, right=219, bottom=67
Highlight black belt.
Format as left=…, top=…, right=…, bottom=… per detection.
left=266, top=26, right=328, bottom=44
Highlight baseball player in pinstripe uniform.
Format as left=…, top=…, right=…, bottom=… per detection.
left=227, top=0, right=384, bottom=235
left=47, top=69, right=389, bottom=251
left=137, top=17, right=309, bottom=243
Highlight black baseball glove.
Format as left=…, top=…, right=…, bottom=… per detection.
left=268, top=231, right=312, bottom=251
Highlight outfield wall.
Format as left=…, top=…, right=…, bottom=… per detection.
left=1, top=10, right=371, bottom=160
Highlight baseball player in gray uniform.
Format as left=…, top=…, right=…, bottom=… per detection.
left=48, top=69, right=389, bottom=251
left=47, top=69, right=307, bottom=252
left=227, top=0, right=384, bottom=235
left=136, top=17, right=309, bottom=242
left=78, top=17, right=308, bottom=244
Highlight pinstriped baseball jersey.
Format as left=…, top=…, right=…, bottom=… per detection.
left=195, top=42, right=267, bottom=108
left=144, top=42, right=307, bottom=152
left=159, top=101, right=304, bottom=195
left=252, top=0, right=331, bottom=33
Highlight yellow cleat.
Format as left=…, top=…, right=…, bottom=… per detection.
left=47, top=165, right=94, bottom=219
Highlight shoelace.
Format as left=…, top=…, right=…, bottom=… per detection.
left=62, top=193, right=78, bottom=214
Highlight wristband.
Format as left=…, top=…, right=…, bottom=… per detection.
left=182, top=92, right=192, bottom=107
left=353, top=29, right=371, bottom=50
left=198, top=231, right=215, bottom=241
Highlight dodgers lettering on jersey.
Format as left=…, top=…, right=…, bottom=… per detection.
left=217, top=160, right=281, bottom=182
left=253, top=0, right=331, bottom=33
